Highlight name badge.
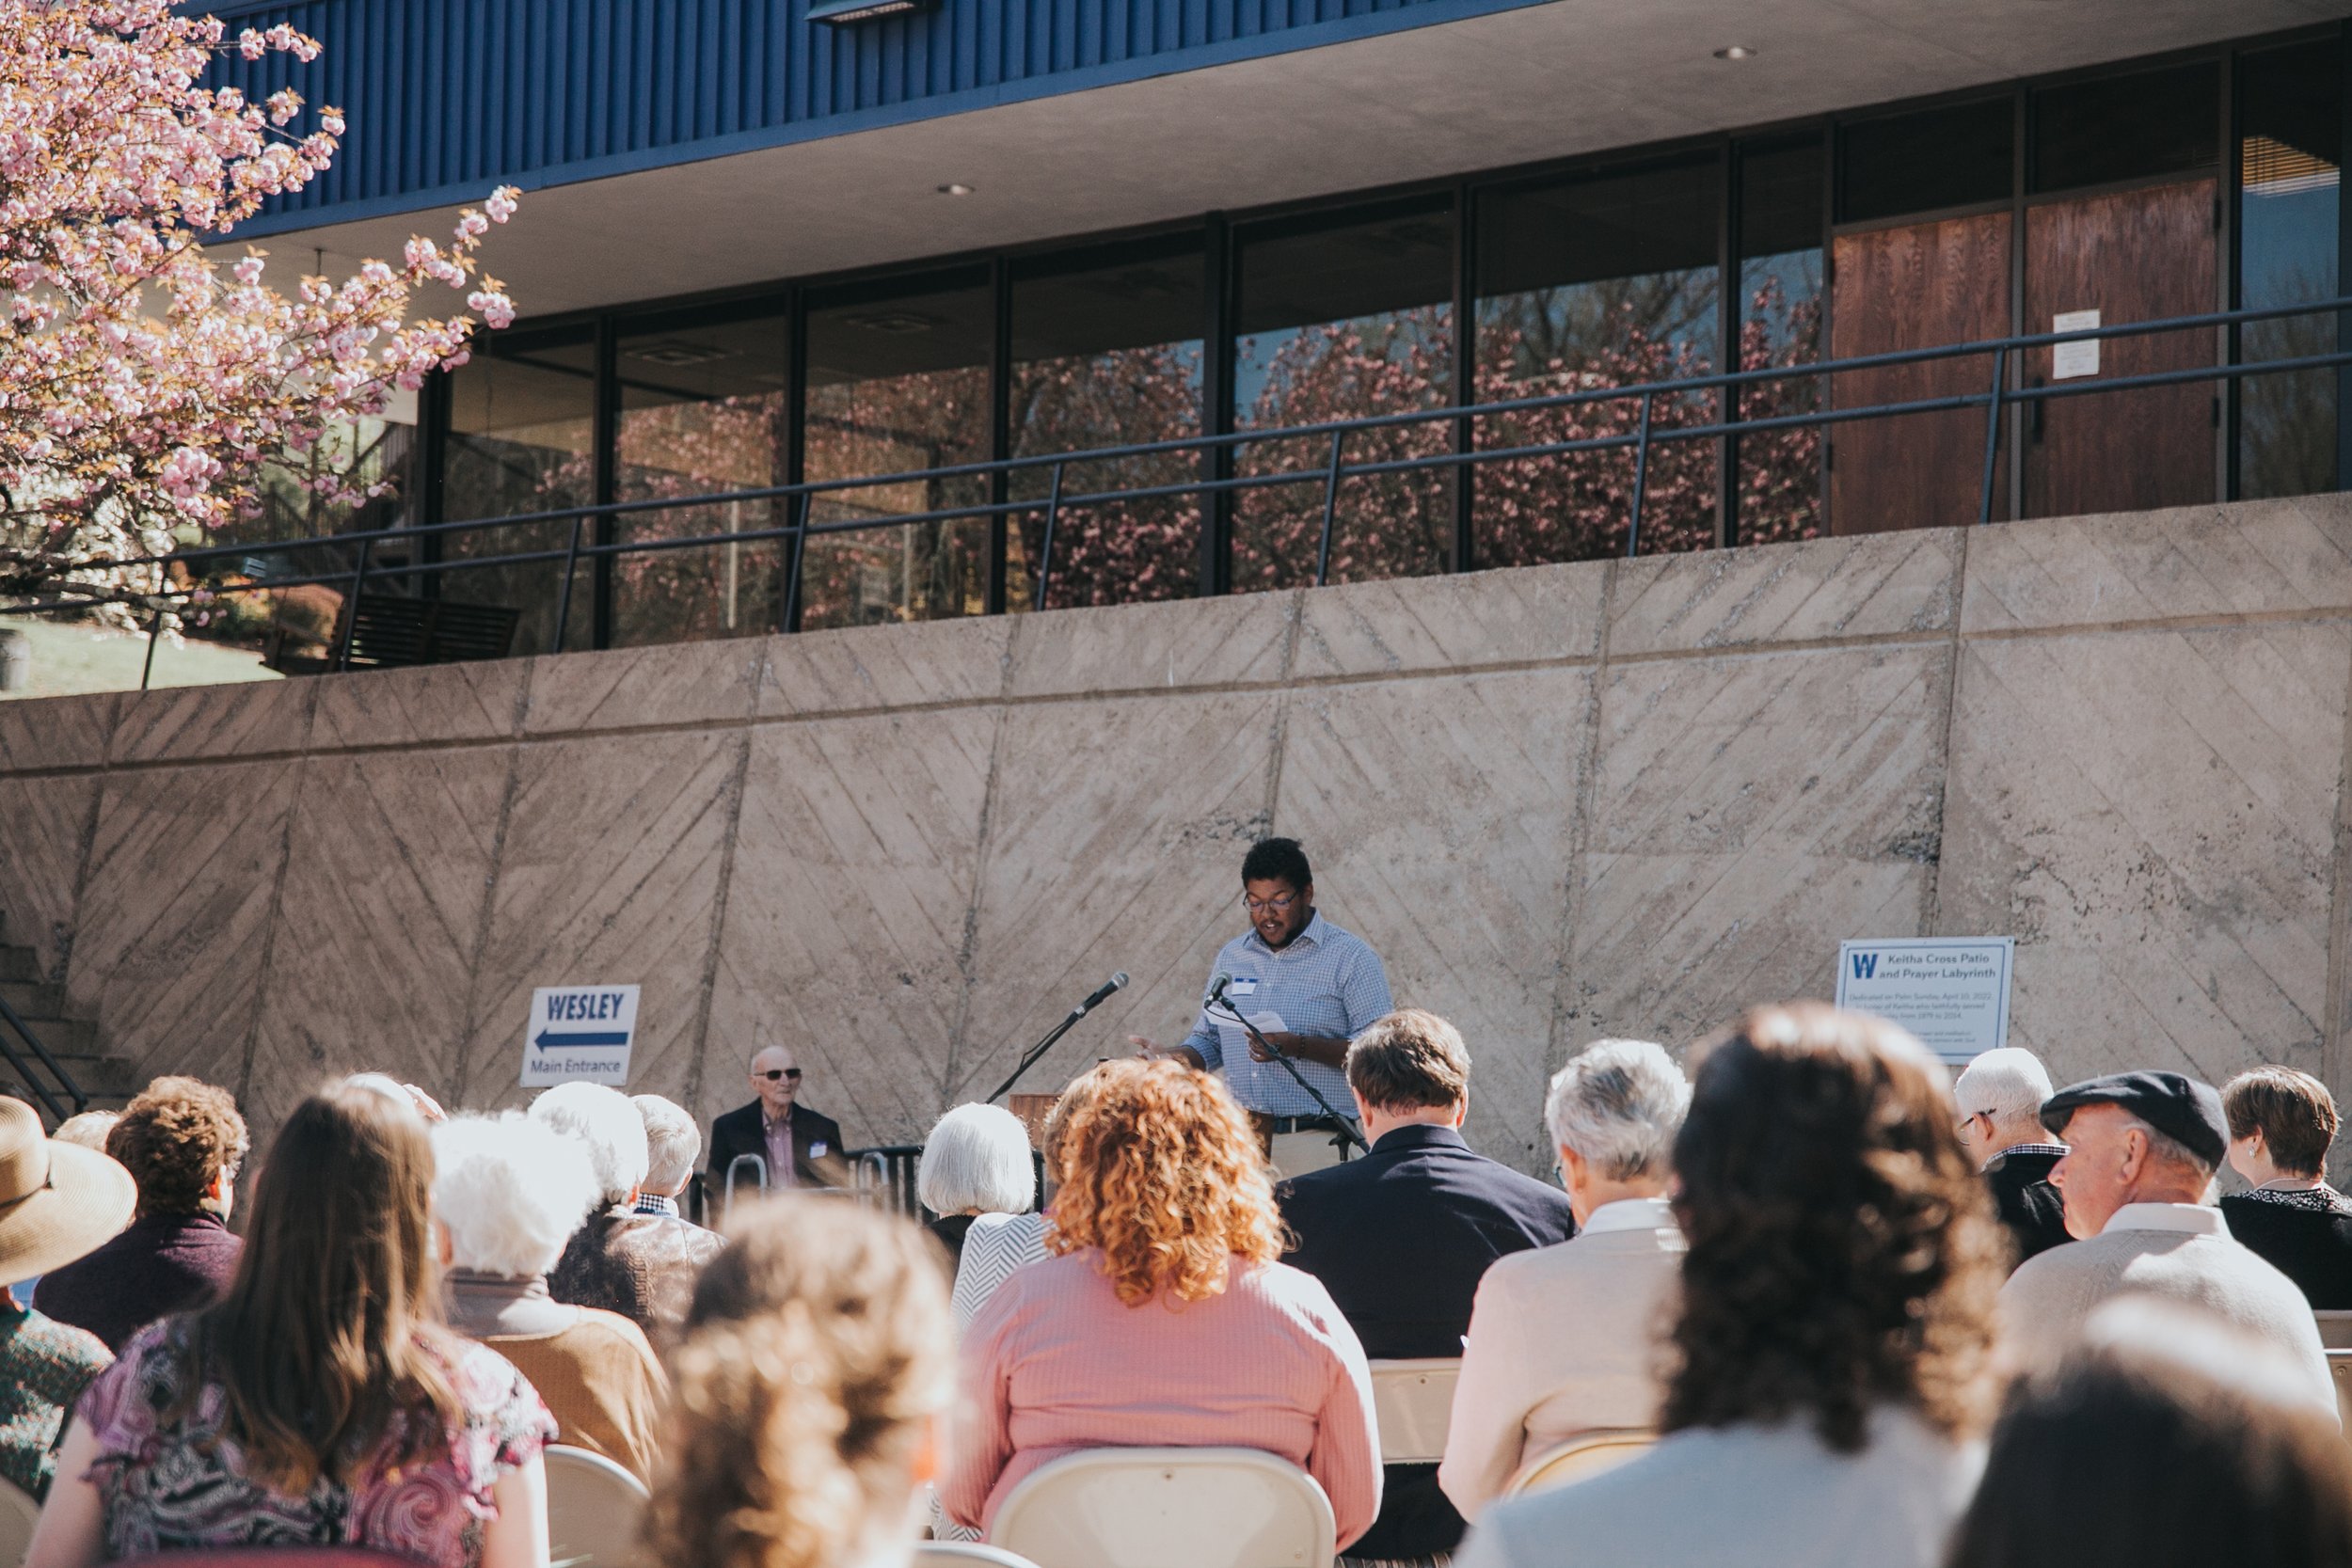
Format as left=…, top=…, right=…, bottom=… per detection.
left=1230, top=975, right=1261, bottom=998
left=810, top=1141, right=829, bottom=1158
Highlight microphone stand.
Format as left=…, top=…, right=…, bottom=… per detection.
left=987, top=988, right=1113, bottom=1105
left=1209, top=982, right=1370, bottom=1153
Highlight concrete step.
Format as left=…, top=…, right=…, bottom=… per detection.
left=0, top=1015, right=98, bottom=1057
left=0, top=978, right=66, bottom=1019
left=0, top=946, right=38, bottom=985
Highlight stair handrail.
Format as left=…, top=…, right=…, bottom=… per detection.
left=0, top=989, right=88, bottom=1124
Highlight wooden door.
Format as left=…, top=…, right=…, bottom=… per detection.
left=1829, top=213, right=2013, bottom=533
left=2022, top=180, right=2217, bottom=518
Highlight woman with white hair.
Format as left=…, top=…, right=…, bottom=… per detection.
left=434, top=1115, right=670, bottom=1483
left=917, top=1103, right=1036, bottom=1269
left=532, top=1083, right=724, bottom=1339
left=1438, top=1037, right=1692, bottom=1518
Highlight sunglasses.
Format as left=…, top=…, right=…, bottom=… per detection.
left=755, top=1068, right=803, bottom=1082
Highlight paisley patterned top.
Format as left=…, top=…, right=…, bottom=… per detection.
left=77, top=1321, right=555, bottom=1568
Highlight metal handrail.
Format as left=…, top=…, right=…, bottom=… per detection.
left=0, top=989, right=87, bottom=1124
left=12, top=294, right=2349, bottom=640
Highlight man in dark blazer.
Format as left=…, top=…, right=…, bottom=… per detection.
left=1278, top=1009, right=1579, bottom=1564
left=705, top=1043, right=852, bottom=1208
left=1954, top=1046, right=2074, bottom=1267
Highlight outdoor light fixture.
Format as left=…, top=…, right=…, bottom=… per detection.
left=937, top=182, right=976, bottom=197
left=809, top=0, right=939, bottom=24
left=1713, top=45, right=1756, bottom=59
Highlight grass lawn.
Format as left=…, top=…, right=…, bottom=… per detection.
left=0, top=615, right=281, bottom=699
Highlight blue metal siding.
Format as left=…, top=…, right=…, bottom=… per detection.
left=203, top=0, right=1548, bottom=234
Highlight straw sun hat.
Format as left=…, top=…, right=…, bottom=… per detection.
left=0, top=1095, right=135, bottom=1290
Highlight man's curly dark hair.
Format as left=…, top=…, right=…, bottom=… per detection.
left=107, top=1075, right=249, bottom=1218
left=1661, top=1002, right=2005, bottom=1452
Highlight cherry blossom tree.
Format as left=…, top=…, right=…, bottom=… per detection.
left=0, top=1, right=520, bottom=625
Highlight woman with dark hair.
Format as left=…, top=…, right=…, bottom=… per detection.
left=940, top=1059, right=1379, bottom=1547
left=1455, top=1003, right=2006, bottom=1568
left=26, top=1084, right=556, bottom=1568
left=1946, top=1300, right=2352, bottom=1568
left=2219, top=1067, right=2352, bottom=1307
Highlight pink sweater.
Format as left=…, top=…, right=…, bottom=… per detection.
left=942, top=1248, right=1382, bottom=1546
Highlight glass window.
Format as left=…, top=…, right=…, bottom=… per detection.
left=1008, top=235, right=1205, bottom=610
left=2239, top=43, right=2341, bottom=500
left=612, top=305, right=791, bottom=646
left=1474, top=156, right=1720, bottom=563
left=440, top=327, right=599, bottom=654
left=2031, top=62, right=2218, bottom=193
left=1737, top=135, right=1825, bottom=545
left=802, top=271, right=993, bottom=628
left=1838, top=98, right=2012, bottom=223
left=1232, top=198, right=1455, bottom=591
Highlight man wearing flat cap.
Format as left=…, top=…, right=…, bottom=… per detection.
left=1997, top=1069, right=2336, bottom=1422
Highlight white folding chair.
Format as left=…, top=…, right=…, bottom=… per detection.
left=989, top=1447, right=1335, bottom=1568
left=0, top=1473, right=40, bottom=1568
left=914, top=1544, right=1045, bottom=1568
left=2314, top=1310, right=2352, bottom=1351
left=1367, top=1358, right=1461, bottom=1465
left=543, top=1444, right=651, bottom=1568
left=2327, top=1351, right=2352, bottom=1433
left=1503, top=1429, right=1657, bottom=1497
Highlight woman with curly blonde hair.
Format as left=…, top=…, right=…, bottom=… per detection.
left=1455, top=1003, right=2005, bottom=1568
left=940, top=1059, right=1379, bottom=1545
left=646, top=1198, right=952, bottom=1568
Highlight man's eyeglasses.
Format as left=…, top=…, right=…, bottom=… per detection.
left=1244, top=892, right=1298, bottom=916
left=755, top=1068, right=803, bottom=1082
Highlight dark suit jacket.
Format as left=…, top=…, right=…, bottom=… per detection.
left=1985, top=1148, right=2073, bottom=1268
left=2221, top=1192, right=2352, bottom=1309
left=706, top=1101, right=851, bottom=1197
left=1277, top=1124, right=1580, bottom=1560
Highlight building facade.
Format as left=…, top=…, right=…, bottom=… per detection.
left=200, top=1, right=2350, bottom=659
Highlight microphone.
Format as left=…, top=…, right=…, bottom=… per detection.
left=1209, top=973, right=1231, bottom=1008
left=1073, top=972, right=1129, bottom=1018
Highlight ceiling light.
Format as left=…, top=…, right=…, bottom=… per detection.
left=1713, top=45, right=1756, bottom=59
left=937, top=182, right=976, bottom=197
left=809, top=0, right=939, bottom=23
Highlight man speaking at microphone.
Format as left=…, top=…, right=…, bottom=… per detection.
left=1130, top=836, right=1393, bottom=1177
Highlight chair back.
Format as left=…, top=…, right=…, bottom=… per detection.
left=0, top=1475, right=40, bottom=1568
left=2315, top=1310, right=2352, bottom=1351
left=544, top=1443, right=652, bottom=1568
left=2328, top=1351, right=2352, bottom=1433
left=1504, top=1429, right=1657, bottom=1497
left=990, top=1447, right=1335, bottom=1568
left=1367, top=1358, right=1461, bottom=1465
left=914, top=1544, right=1047, bottom=1568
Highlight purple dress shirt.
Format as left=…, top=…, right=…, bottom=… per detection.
left=34, top=1212, right=244, bottom=1354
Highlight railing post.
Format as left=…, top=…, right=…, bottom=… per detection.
left=1625, top=391, right=1655, bottom=559
left=782, top=491, right=810, bottom=633
left=1033, top=461, right=1065, bottom=614
left=139, top=607, right=163, bottom=690
left=1315, top=430, right=1345, bottom=588
left=1978, top=345, right=2009, bottom=528
left=551, top=513, right=584, bottom=654
left=332, top=535, right=373, bottom=673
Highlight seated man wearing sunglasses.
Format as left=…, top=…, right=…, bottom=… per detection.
left=706, top=1045, right=851, bottom=1207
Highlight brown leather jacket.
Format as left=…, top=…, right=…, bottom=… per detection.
left=548, top=1205, right=725, bottom=1341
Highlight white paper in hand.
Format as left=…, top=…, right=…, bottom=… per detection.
left=1216, top=1008, right=1287, bottom=1061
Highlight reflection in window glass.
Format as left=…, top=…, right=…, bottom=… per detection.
left=1475, top=158, right=1719, bottom=563
left=1737, top=135, right=1825, bottom=545
left=1233, top=200, right=1454, bottom=591
left=2239, top=44, right=2340, bottom=500
left=612, top=308, right=790, bottom=646
left=803, top=274, right=993, bottom=628
left=441, top=329, right=598, bottom=654
left=1009, top=238, right=1205, bottom=610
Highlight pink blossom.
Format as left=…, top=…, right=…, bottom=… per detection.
left=232, top=253, right=264, bottom=285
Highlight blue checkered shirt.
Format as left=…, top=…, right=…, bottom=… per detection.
left=1180, top=911, right=1393, bottom=1118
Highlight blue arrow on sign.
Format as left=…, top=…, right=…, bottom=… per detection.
left=534, top=1029, right=629, bottom=1052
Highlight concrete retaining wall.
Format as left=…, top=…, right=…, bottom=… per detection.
left=7, top=494, right=2350, bottom=1173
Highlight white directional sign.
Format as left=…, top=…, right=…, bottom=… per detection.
left=1834, top=938, right=2013, bottom=1065
left=519, top=984, right=640, bottom=1087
